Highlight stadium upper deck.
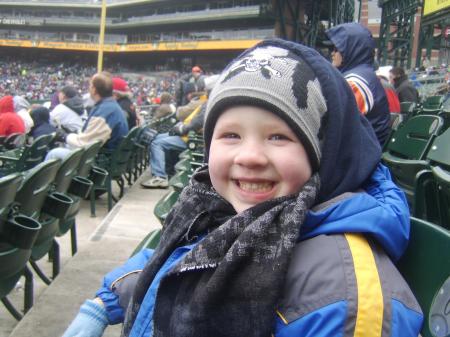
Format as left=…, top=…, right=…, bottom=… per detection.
left=0, top=1, right=274, bottom=48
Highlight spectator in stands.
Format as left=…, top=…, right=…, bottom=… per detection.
left=140, top=91, right=209, bottom=188
left=112, top=77, right=138, bottom=129
left=50, top=85, right=84, bottom=133
left=13, top=95, right=34, bottom=133
left=376, top=66, right=401, bottom=113
left=153, top=92, right=176, bottom=119
left=29, top=106, right=56, bottom=139
left=389, top=67, right=420, bottom=103
left=62, top=40, right=421, bottom=337
left=175, top=66, right=205, bottom=106
left=0, top=95, right=25, bottom=136
left=45, top=72, right=128, bottom=160
left=326, top=22, right=391, bottom=146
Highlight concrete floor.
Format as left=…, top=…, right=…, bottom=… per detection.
left=1, top=175, right=166, bottom=337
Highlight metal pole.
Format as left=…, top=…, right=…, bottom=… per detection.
left=97, top=0, right=107, bottom=72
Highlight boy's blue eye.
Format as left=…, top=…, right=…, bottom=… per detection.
left=223, top=132, right=240, bottom=139
left=269, top=134, right=289, bottom=141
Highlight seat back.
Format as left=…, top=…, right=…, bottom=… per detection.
left=430, top=166, right=450, bottom=231
left=53, top=148, right=84, bottom=193
left=154, top=190, right=179, bottom=225
left=15, top=159, right=61, bottom=219
left=400, top=101, right=416, bottom=115
left=0, top=174, right=22, bottom=223
left=3, top=133, right=26, bottom=150
left=109, top=127, right=140, bottom=178
left=397, top=217, right=450, bottom=337
left=0, top=244, right=32, bottom=298
left=19, top=134, right=55, bottom=172
left=421, top=95, right=444, bottom=113
left=77, top=141, right=103, bottom=178
left=384, top=114, right=444, bottom=160
left=130, top=228, right=162, bottom=257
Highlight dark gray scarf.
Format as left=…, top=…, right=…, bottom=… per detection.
left=122, top=168, right=320, bottom=337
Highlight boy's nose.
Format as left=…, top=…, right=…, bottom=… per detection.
left=233, top=142, right=269, bottom=167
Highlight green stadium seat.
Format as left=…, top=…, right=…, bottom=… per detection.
left=154, top=190, right=179, bottom=225
left=15, top=159, right=64, bottom=285
left=0, top=174, right=41, bottom=320
left=0, top=133, right=55, bottom=177
left=397, top=217, right=450, bottom=337
left=91, top=127, right=140, bottom=216
left=169, top=170, right=190, bottom=192
left=130, top=228, right=162, bottom=257
left=400, top=101, right=416, bottom=115
left=52, top=148, right=90, bottom=256
left=382, top=114, right=444, bottom=204
left=421, top=95, right=444, bottom=114
left=413, top=127, right=450, bottom=229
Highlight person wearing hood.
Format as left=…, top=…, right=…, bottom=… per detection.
left=326, top=22, right=391, bottom=146
left=62, top=40, right=422, bottom=337
left=0, top=95, right=25, bottom=136
left=50, top=85, right=84, bottom=133
left=389, top=67, right=420, bottom=103
left=13, top=95, right=34, bottom=133
left=112, top=77, right=138, bottom=129
left=30, top=106, right=56, bottom=140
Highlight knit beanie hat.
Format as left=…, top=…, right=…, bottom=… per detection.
left=204, top=43, right=327, bottom=170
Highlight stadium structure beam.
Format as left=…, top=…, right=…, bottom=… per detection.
left=378, top=0, right=420, bottom=68
left=272, top=0, right=354, bottom=47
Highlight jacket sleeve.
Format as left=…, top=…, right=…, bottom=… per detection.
left=362, top=163, right=410, bottom=260
left=345, top=74, right=374, bottom=115
left=66, top=116, right=111, bottom=148
left=95, top=249, right=154, bottom=324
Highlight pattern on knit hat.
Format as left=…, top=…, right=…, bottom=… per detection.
left=205, top=45, right=327, bottom=169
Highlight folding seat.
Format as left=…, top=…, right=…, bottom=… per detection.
left=130, top=228, right=162, bottom=257
left=153, top=190, right=180, bottom=226
left=397, top=217, right=450, bottom=337
left=0, top=173, right=41, bottom=319
left=91, top=127, right=140, bottom=215
left=0, top=133, right=54, bottom=176
left=414, top=127, right=450, bottom=230
left=382, top=114, right=445, bottom=205
left=15, top=159, right=67, bottom=285
left=420, top=95, right=444, bottom=115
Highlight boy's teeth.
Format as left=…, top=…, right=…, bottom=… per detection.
left=238, top=181, right=272, bottom=192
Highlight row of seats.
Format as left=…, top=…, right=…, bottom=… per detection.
left=0, top=125, right=152, bottom=320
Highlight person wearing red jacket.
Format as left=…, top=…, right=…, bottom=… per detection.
left=0, top=95, right=25, bottom=136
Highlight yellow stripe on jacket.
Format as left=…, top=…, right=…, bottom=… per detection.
left=180, top=96, right=206, bottom=143
left=345, top=233, right=384, bottom=337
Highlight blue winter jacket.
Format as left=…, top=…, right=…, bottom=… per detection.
left=326, top=23, right=391, bottom=146
left=96, top=164, right=422, bottom=337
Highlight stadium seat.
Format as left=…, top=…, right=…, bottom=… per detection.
left=0, top=173, right=41, bottom=320
left=400, top=101, right=416, bottom=115
left=0, top=133, right=54, bottom=177
left=397, top=217, right=450, bottom=337
left=382, top=114, right=444, bottom=204
left=169, top=170, right=190, bottom=192
left=413, top=127, right=450, bottom=229
left=0, top=133, right=26, bottom=152
left=154, top=190, right=179, bottom=225
left=420, top=95, right=444, bottom=114
left=130, top=228, right=162, bottom=257
left=91, top=127, right=140, bottom=215
left=15, top=159, right=66, bottom=285
left=52, top=148, right=91, bottom=256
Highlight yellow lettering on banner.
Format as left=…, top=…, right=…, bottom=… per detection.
left=0, top=39, right=261, bottom=52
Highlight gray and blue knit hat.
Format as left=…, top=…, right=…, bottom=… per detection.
left=204, top=42, right=327, bottom=170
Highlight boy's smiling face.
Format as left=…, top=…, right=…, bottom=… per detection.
left=209, top=105, right=312, bottom=213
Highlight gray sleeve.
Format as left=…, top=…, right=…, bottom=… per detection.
left=111, top=271, right=141, bottom=311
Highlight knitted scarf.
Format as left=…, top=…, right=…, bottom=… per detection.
left=122, top=168, right=320, bottom=337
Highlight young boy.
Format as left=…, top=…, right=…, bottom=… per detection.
left=62, top=39, right=422, bottom=337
